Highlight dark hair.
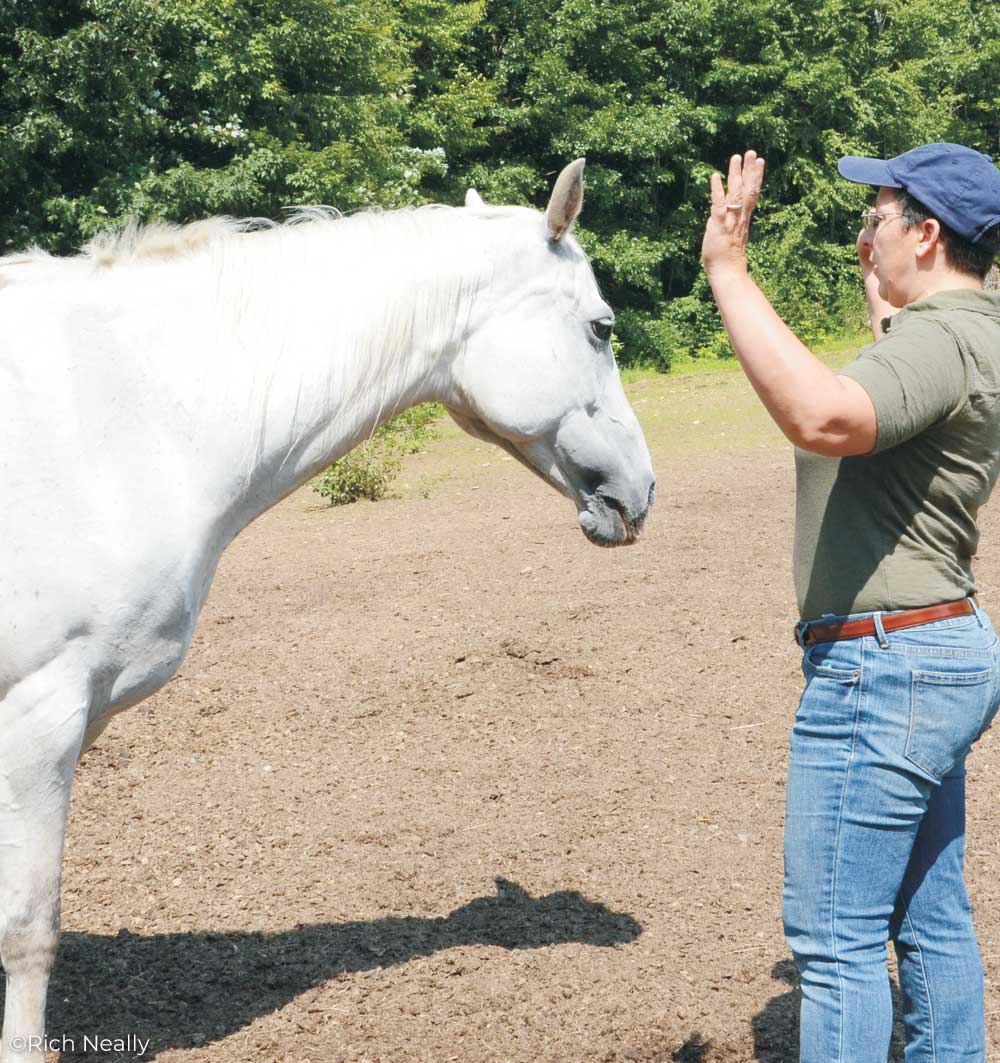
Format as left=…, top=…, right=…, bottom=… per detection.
left=897, top=191, right=998, bottom=279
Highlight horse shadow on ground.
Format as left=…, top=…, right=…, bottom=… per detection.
left=750, top=959, right=906, bottom=1062
left=2, top=877, right=640, bottom=1062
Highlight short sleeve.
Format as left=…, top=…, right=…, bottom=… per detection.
left=838, top=318, right=969, bottom=453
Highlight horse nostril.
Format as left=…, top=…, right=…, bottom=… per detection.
left=647, top=481, right=656, bottom=509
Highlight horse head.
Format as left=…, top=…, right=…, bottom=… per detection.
left=444, top=160, right=655, bottom=547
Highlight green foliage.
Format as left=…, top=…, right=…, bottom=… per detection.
left=378, top=401, right=445, bottom=452
left=312, top=439, right=404, bottom=507
left=444, top=0, right=999, bottom=364
left=311, top=403, right=442, bottom=506
left=0, top=0, right=424, bottom=250
left=2, top=0, right=996, bottom=365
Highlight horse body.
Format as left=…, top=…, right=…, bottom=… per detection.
left=3, top=218, right=454, bottom=706
left=0, top=162, right=654, bottom=1061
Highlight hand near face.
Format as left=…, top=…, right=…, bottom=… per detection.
left=856, top=227, right=876, bottom=280
left=856, top=223, right=889, bottom=310
left=855, top=212, right=899, bottom=336
left=702, top=150, right=766, bottom=279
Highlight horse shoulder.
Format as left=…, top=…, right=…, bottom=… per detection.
left=0, top=480, right=224, bottom=716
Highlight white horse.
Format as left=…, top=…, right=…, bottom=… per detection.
left=0, top=159, right=654, bottom=1061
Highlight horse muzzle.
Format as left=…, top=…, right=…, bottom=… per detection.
left=578, top=479, right=655, bottom=547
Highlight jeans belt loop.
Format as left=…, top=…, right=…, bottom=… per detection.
left=872, top=611, right=889, bottom=650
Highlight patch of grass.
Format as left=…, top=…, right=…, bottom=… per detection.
left=620, top=329, right=870, bottom=383
left=620, top=333, right=870, bottom=457
left=812, top=329, right=873, bottom=367
left=377, top=403, right=446, bottom=452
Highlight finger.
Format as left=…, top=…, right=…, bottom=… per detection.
left=740, top=150, right=757, bottom=214
left=710, top=171, right=726, bottom=213
left=727, top=153, right=743, bottom=204
left=743, top=154, right=765, bottom=212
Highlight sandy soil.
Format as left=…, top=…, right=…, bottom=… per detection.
left=18, top=365, right=1000, bottom=1062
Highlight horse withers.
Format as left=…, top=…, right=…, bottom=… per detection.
left=0, top=159, right=654, bottom=1062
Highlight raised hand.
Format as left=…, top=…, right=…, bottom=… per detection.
left=702, top=150, right=766, bottom=278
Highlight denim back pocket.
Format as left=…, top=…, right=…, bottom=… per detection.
left=906, top=666, right=996, bottom=780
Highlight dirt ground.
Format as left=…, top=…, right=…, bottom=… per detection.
left=24, top=364, right=1000, bottom=1062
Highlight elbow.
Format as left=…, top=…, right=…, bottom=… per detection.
left=786, top=415, right=874, bottom=457
left=779, top=377, right=878, bottom=457
left=779, top=402, right=835, bottom=453
left=793, top=433, right=855, bottom=457
left=785, top=414, right=835, bottom=453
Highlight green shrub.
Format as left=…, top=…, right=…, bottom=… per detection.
left=312, top=402, right=443, bottom=505
left=312, top=440, right=404, bottom=506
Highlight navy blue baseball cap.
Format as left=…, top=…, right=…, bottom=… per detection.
left=838, top=142, right=1000, bottom=251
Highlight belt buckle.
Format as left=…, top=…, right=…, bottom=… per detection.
left=794, top=621, right=810, bottom=648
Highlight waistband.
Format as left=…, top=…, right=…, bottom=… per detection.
left=795, top=598, right=976, bottom=649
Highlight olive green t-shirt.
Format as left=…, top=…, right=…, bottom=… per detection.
left=794, top=289, right=1000, bottom=620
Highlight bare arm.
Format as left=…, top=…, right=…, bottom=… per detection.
left=701, top=153, right=878, bottom=458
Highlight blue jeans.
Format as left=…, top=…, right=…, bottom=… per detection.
left=784, top=601, right=1000, bottom=1062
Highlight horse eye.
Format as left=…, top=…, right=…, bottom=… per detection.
left=590, top=318, right=613, bottom=343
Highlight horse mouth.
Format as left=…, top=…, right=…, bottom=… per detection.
left=578, top=492, right=646, bottom=548
left=599, top=492, right=641, bottom=542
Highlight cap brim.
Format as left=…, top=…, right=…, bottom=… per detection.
left=837, top=156, right=901, bottom=187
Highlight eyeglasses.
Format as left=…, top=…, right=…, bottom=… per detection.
left=860, top=209, right=906, bottom=233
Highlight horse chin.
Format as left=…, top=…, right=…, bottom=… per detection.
left=446, top=409, right=645, bottom=547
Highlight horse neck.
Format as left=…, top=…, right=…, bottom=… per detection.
left=187, top=211, right=483, bottom=539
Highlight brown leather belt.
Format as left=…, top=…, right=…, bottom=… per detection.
left=798, top=598, right=975, bottom=648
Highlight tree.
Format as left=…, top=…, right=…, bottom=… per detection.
left=1, top=0, right=996, bottom=366
left=0, top=0, right=420, bottom=251
left=440, top=0, right=999, bottom=365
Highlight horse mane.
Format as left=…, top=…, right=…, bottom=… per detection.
left=2, top=202, right=524, bottom=270
left=82, top=217, right=257, bottom=266
left=79, top=207, right=360, bottom=265
left=0, top=201, right=536, bottom=431
left=0, top=202, right=533, bottom=298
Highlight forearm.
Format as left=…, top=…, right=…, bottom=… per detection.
left=708, top=266, right=858, bottom=449
left=700, top=151, right=876, bottom=456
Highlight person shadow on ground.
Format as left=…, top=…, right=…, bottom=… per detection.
left=5, top=878, right=640, bottom=1062
left=751, top=959, right=906, bottom=1061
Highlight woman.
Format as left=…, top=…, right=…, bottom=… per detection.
left=701, top=144, right=1000, bottom=1061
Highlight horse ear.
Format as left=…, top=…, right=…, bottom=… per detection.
left=545, top=158, right=585, bottom=243
left=465, top=188, right=486, bottom=208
